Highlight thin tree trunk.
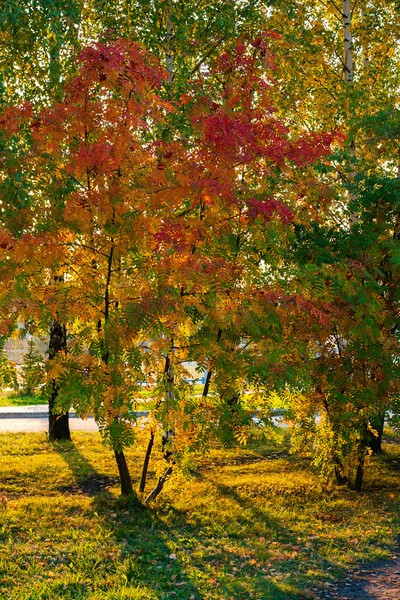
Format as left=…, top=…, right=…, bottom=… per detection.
left=202, top=369, right=212, bottom=398
left=353, top=425, right=368, bottom=492
left=342, top=1, right=358, bottom=226
left=350, top=421, right=370, bottom=492
left=102, top=239, right=133, bottom=496
left=114, top=450, right=133, bottom=496
left=139, top=351, right=173, bottom=493
left=165, top=4, right=174, bottom=84
left=323, top=399, right=347, bottom=485
left=48, top=319, right=70, bottom=441
left=353, top=456, right=365, bottom=492
left=144, top=465, right=173, bottom=504
left=139, top=432, right=154, bottom=493
left=334, top=463, right=348, bottom=486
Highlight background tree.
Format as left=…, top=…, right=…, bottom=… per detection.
left=20, top=337, right=44, bottom=396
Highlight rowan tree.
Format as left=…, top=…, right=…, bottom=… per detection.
left=0, top=36, right=338, bottom=496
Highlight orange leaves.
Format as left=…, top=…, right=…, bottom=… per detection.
left=46, top=360, right=65, bottom=380
left=0, top=228, right=15, bottom=251
left=0, top=102, right=32, bottom=135
left=0, top=35, right=347, bottom=467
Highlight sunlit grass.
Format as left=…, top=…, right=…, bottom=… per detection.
left=1, top=430, right=399, bottom=599
left=0, top=390, right=44, bottom=407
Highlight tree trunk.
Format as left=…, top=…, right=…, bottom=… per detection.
left=352, top=422, right=369, bottom=492
left=139, top=431, right=154, bottom=493
left=353, top=455, right=365, bottom=492
left=48, top=319, right=70, bottom=441
left=342, top=1, right=353, bottom=84
left=145, top=465, right=173, bottom=504
left=343, top=0, right=358, bottom=225
left=334, top=459, right=348, bottom=486
left=49, top=387, right=71, bottom=441
left=368, top=412, right=385, bottom=453
left=114, top=450, right=133, bottom=496
left=139, top=351, right=173, bottom=493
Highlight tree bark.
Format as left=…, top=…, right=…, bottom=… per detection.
left=145, top=465, right=173, bottom=504
left=334, top=464, right=348, bottom=486
left=139, top=431, right=154, bottom=493
left=139, top=351, right=173, bottom=493
left=352, top=422, right=369, bottom=492
left=114, top=450, right=133, bottom=496
left=353, top=457, right=364, bottom=492
left=368, top=412, right=385, bottom=453
left=48, top=319, right=70, bottom=441
left=343, top=1, right=353, bottom=84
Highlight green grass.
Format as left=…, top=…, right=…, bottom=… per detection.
left=0, top=390, right=45, bottom=407
left=1, top=430, right=400, bottom=599
left=0, top=385, right=208, bottom=409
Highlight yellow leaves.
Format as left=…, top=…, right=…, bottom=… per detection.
left=102, top=386, right=115, bottom=406
left=35, top=286, right=50, bottom=303
left=46, top=361, right=64, bottom=380
left=76, top=353, right=96, bottom=368
left=234, top=428, right=249, bottom=446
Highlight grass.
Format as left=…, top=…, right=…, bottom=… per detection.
left=1, top=430, right=400, bottom=599
left=0, top=390, right=45, bottom=407
left=0, top=386, right=208, bottom=409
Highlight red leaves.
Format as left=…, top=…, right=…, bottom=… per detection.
left=75, top=141, right=119, bottom=175
left=154, top=220, right=189, bottom=252
left=286, top=132, right=341, bottom=166
left=0, top=103, right=32, bottom=135
left=76, top=39, right=167, bottom=96
left=247, top=197, right=294, bottom=224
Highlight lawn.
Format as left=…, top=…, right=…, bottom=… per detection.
left=0, top=390, right=45, bottom=407
left=0, top=430, right=399, bottom=599
left=0, top=386, right=207, bottom=409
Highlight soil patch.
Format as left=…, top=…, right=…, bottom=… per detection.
left=316, top=548, right=400, bottom=600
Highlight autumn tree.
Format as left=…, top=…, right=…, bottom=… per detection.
left=257, top=0, right=400, bottom=489
left=0, top=34, right=339, bottom=496
left=0, top=0, right=266, bottom=443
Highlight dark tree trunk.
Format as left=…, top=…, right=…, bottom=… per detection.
left=145, top=465, right=173, bottom=504
left=220, top=393, right=240, bottom=445
left=352, top=422, right=369, bottom=492
left=139, top=432, right=154, bottom=493
left=114, top=450, right=133, bottom=496
left=334, top=465, right=348, bottom=486
left=353, top=456, right=365, bottom=492
left=139, top=352, right=173, bottom=493
left=48, top=319, right=70, bottom=441
left=368, top=412, right=385, bottom=453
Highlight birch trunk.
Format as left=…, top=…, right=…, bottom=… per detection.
left=165, top=4, right=174, bottom=84
left=343, top=0, right=353, bottom=83
left=343, top=1, right=358, bottom=225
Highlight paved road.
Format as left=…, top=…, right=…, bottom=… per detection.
left=0, top=405, right=149, bottom=433
left=0, top=417, right=99, bottom=432
left=0, top=404, right=289, bottom=433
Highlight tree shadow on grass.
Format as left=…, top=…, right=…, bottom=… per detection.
left=52, top=439, right=119, bottom=497
left=101, top=496, right=313, bottom=600
left=50, top=441, right=306, bottom=599
left=49, top=440, right=202, bottom=599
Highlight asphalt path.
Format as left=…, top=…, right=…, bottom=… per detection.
left=0, top=404, right=289, bottom=433
left=0, top=405, right=149, bottom=433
